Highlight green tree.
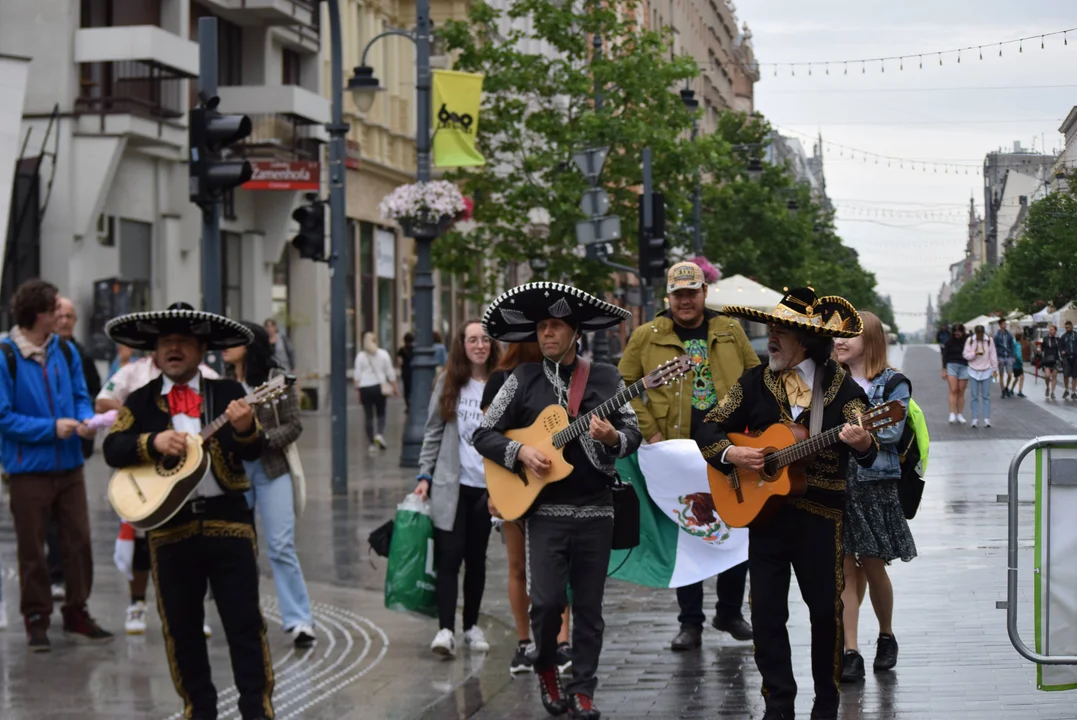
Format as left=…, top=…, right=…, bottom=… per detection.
left=940, top=263, right=1017, bottom=324
left=1003, top=190, right=1077, bottom=310
left=436, top=0, right=717, bottom=298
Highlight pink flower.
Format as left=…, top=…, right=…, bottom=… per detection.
left=691, top=256, right=722, bottom=283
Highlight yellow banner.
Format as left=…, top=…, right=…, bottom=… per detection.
left=432, top=70, right=485, bottom=168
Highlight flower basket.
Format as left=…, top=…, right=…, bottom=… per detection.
left=378, top=181, right=466, bottom=238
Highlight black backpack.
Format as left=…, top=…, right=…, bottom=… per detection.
left=883, top=372, right=925, bottom=520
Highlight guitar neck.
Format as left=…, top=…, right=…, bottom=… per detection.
left=197, top=390, right=261, bottom=441
left=552, top=379, right=645, bottom=449
left=768, top=423, right=847, bottom=469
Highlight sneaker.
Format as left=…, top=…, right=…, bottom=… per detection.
left=203, top=623, right=212, bottom=638
left=569, top=693, right=601, bottom=720
left=1065, top=391, right=1071, bottom=400
left=368, top=444, right=378, bottom=456
left=50, top=583, right=64, bottom=601
left=290, top=623, right=316, bottom=649
left=61, top=605, right=114, bottom=644
left=873, top=633, right=899, bottom=672
left=1018, top=392, right=1027, bottom=398
left=956, top=414, right=966, bottom=424
left=948, top=412, right=956, bottom=424
left=463, top=625, right=490, bottom=652
left=984, top=418, right=992, bottom=428
left=970, top=419, right=978, bottom=428
left=556, top=642, right=573, bottom=674
left=510, top=640, right=535, bottom=675
left=124, top=601, right=147, bottom=635
left=26, top=618, right=50, bottom=653
left=431, top=628, right=456, bottom=657
left=840, top=649, right=865, bottom=683
left=1047, top=386, right=1051, bottom=398
left=536, top=668, right=568, bottom=716
left=374, top=434, right=387, bottom=450
left=0, top=599, right=8, bottom=630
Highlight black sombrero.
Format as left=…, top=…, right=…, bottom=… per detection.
left=482, top=282, right=631, bottom=342
left=105, top=302, right=254, bottom=351
left=721, top=287, right=863, bottom=338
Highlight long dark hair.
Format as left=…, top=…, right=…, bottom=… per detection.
left=228, top=321, right=278, bottom=387
left=439, top=319, right=502, bottom=421
left=946, top=323, right=967, bottom=350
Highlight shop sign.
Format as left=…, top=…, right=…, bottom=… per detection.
left=243, top=161, right=320, bottom=191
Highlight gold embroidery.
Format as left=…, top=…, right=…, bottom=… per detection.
left=823, top=364, right=846, bottom=406
left=806, top=473, right=845, bottom=492
left=843, top=398, right=868, bottom=424
left=155, top=394, right=169, bottom=415
left=233, top=417, right=262, bottom=445
left=108, top=406, right=134, bottom=435
left=705, top=382, right=743, bottom=425
left=148, top=521, right=201, bottom=715
left=136, top=433, right=154, bottom=464
left=202, top=520, right=256, bottom=541
left=814, top=448, right=840, bottom=474
left=700, top=439, right=732, bottom=460
left=207, top=437, right=250, bottom=491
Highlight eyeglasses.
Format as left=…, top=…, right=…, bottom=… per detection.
left=465, top=336, right=491, bottom=346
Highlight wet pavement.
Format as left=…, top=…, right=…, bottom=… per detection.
left=1, top=345, right=1076, bottom=719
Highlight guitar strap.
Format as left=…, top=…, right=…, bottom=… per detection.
left=808, top=363, right=825, bottom=437
left=568, top=358, right=591, bottom=418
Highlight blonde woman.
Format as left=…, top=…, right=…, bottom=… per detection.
left=833, top=311, right=917, bottom=683
left=354, top=332, right=398, bottom=454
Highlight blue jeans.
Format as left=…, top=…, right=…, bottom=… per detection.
left=243, top=460, right=313, bottom=630
left=970, top=377, right=992, bottom=420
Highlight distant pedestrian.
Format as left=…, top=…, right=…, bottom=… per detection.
left=432, top=331, right=448, bottom=371
left=108, top=342, right=138, bottom=379
left=397, top=333, right=414, bottom=413
left=963, top=325, right=998, bottom=428
left=834, top=311, right=916, bottom=683
left=941, top=323, right=969, bottom=424
left=354, top=332, right=397, bottom=454
left=415, top=319, right=500, bottom=658
left=936, top=323, right=950, bottom=348
left=264, top=318, right=294, bottom=372
left=0, top=279, right=112, bottom=652
left=1041, top=325, right=1061, bottom=400
left=1009, top=330, right=1027, bottom=398
left=1059, top=321, right=1077, bottom=400
left=995, top=319, right=1014, bottom=398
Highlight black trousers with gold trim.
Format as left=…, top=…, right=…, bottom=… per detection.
left=748, top=494, right=844, bottom=716
left=148, top=495, right=273, bottom=720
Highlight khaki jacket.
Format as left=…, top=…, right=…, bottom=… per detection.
left=618, top=310, right=760, bottom=442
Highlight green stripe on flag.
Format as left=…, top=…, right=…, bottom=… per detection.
left=608, top=454, right=681, bottom=588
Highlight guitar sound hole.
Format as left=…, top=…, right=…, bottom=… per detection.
left=157, top=454, right=185, bottom=476
left=762, top=458, right=779, bottom=479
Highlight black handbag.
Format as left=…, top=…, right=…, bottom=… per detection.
left=367, top=518, right=394, bottom=558
left=610, top=473, right=640, bottom=550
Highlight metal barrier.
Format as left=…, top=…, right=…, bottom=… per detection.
left=1007, top=435, right=1077, bottom=665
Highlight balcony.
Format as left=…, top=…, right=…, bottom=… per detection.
left=239, top=113, right=322, bottom=161
left=75, top=25, right=199, bottom=79
left=75, top=60, right=187, bottom=148
left=217, top=84, right=330, bottom=126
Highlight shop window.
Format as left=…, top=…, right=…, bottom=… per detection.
left=221, top=231, right=242, bottom=319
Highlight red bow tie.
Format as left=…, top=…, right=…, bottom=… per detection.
left=167, top=384, right=202, bottom=418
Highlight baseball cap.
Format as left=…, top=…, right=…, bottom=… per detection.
left=666, top=261, right=705, bottom=294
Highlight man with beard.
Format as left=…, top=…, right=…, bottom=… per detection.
left=103, top=302, right=274, bottom=720
left=695, top=288, right=877, bottom=720
left=474, top=282, right=642, bottom=720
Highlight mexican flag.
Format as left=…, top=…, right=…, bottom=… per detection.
left=608, top=440, right=749, bottom=588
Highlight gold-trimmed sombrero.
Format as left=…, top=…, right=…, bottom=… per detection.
left=721, top=287, right=862, bottom=338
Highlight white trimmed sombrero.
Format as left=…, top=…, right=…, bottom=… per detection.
left=482, top=282, right=631, bottom=343
left=105, top=302, right=253, bottom=350
left=722, top=286, right=863, bottom=339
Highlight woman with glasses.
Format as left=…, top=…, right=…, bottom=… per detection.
left=415, top=320, right=501, bottom=657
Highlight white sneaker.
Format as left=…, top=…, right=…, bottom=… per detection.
left=464, top=626, right=490, bottom=652
left=51, top=583, right=64, bottom=601
left=374, top=434, right=387, bottom=449
left=125, top=601, right=147, bottom=635
left=0, top=599, right=8, bottom=630
left=948, top=413, right=956, bottom=424
left=984, top=418, right=992, bottom=428
left=431, top=628, right=456, bottom=657
left=957, top=414, right=967, bottom=424
left=971, top=419, right=978, bottom=428
left=290, top=623, right=316, bottom=649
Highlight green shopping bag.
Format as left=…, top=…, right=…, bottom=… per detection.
left=384, top=494, right=437, bottom=617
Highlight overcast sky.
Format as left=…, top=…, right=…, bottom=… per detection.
left=745, top=0, right=1077, bottom=333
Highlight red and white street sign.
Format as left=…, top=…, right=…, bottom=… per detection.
left=243, top=161, right=320, bottom=191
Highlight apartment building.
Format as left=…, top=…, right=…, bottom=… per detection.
left=2, top=0, right=338, bottom=402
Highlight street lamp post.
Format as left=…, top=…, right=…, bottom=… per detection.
left=348, top=0, right=435, bottom=468
left=679, top=86, right=702, bottom=256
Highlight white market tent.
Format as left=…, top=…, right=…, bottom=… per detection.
left=705, top=274, right=783, bottom=312
left=964, top=314, right=995, bottom=330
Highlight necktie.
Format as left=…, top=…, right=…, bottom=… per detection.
left=167, top=384, right=202, bottom=418
left=782, top=370, right=812, bottom=409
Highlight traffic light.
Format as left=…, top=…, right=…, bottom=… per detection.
left=637, top=192, right=667, bottom=281
left=189, top=94, right=253, bottom=208
left=292, top=196, right=327, bottom=262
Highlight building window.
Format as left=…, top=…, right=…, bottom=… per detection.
left=222, top=231, right=242, bottom=319
left=271, top=248, right=290, bottom=323
left=222, top=188, right=237, bottom=220
left=346, top=220, right=360, bottom=362
left=282, top=48, right=302, bottom=86
left=189, top=7, right=242, bottom=86
left=359, top=221, right=374, bottom=336
left=374, top=228, right=396, bottom=352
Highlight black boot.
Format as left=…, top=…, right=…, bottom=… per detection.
left=570, top=693, right=601, bottom=720
left=537, top=668, right=569, bottom=716
left=712, top=614, right=753, bottom=641
left=670, top=626, right=702, bottom=651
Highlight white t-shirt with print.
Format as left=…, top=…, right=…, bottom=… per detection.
left=457, top=379, right=487, bottom=488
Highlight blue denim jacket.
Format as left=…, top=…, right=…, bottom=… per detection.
left=857, top=367, right=909, bottom=481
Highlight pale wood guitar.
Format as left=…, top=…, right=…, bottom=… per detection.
left=485, top=356, right=692, bottom=521
left=108, top=374, right=294, bottom=530
left=707, top=400, right=906, bottom=528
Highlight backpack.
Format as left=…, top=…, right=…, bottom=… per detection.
left=1, top=338, right=74, bottom=381
left=883, top=372, right=930, bottom=520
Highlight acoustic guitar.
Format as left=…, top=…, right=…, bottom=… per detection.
left=108, top=374, right=295, bottom=531
left=485, top=356, right=692, bottom=521
left=707, top=400, right=906, bottom=528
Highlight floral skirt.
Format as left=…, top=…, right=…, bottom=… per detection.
left=842, top=466, right=917, bottom=563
